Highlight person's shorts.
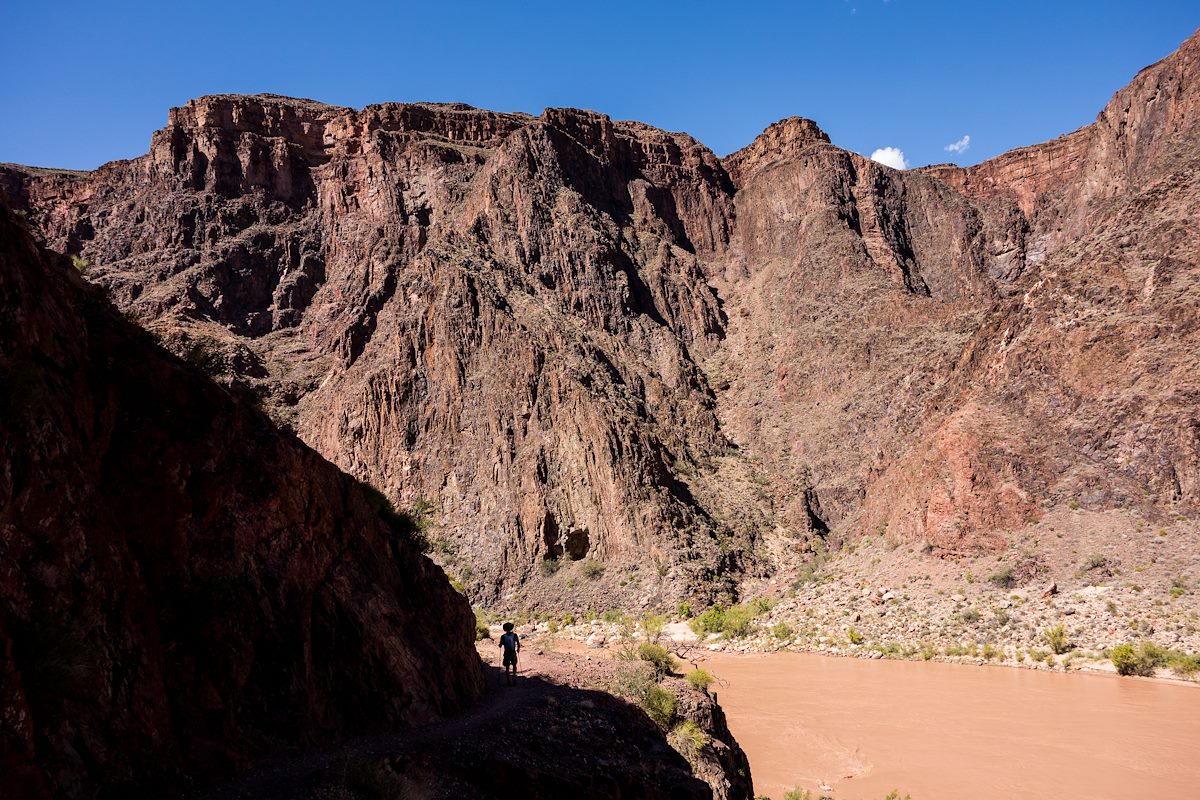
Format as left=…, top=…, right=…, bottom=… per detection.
left=503, top=652, right=518, bottom=667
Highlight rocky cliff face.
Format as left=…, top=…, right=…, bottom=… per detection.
left=4, top=29, right=1199, bottom=600
left=0, top=205, right=483, bottom=798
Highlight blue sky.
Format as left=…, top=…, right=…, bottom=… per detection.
left=1, top=1, right=1196, bottom=170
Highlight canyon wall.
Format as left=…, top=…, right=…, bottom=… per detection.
left=4, top=29, right=1198, bottom=600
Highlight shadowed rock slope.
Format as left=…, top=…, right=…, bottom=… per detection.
left=0, top=205, right=483, bottom=798
left=4, top=29, right=1199, bottom=606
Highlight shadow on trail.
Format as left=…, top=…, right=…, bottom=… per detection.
left=186, top=663, right=709, bottom=800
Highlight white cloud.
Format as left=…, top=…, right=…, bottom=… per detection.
left=869, top=146, right=909, bottom=170
left=945, top=134, right=971, bottom=154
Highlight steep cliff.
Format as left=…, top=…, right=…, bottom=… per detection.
left=4, top=28, right=1198, bottom=597
left=0, top=204, right=483, bottom=798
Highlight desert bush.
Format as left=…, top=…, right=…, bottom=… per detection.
left=641, top=683, right=677, bottom=728
left=1044, top=623, right=1069, bottom=654
left=540, top=557, right=562, bottom=576
left=1111, top=642, right=1156, bottom=676
left=611, top=664, right=655, bottom=698
left=641, top=612, right=667, bottom=642
left=847, top=627, right=864, bottom=645
left=782, top=789, right=812, bottom=800
left=721, top=603, right=759, bottom=638
left=686, top=667, right=714, bottom=690
left=689, top=606, right=727, bottom=636
left=637, top=642, right=677, bottom=677
left=958, top=608, right=982, bottom=624
left=581, top=559, right=605, bottom=579
left=772, top=621, right=794, bottom=640
left=670, top=719, right=710, bottom=757
left=1168, top=652, right=1200, bottom=676
left=988, top=567, right=1015, bottom=589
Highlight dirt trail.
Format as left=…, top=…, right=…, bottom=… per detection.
left=184, top=644, right=736, bottom=800
left=186, top=660, right=552, bottom=800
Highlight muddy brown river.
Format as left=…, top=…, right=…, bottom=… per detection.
left=697, top=651, right=1200, bottom=800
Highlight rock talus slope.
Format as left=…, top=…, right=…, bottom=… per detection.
left=4, top=29, right=1199, bottom=600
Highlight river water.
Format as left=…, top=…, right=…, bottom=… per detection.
left=697, top=651, right=1200, bottom=800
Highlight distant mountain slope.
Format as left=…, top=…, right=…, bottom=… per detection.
left=3, top=28, right=1197, bottom=605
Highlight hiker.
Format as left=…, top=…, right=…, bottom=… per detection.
left=499, top=622, right=521, bottom=685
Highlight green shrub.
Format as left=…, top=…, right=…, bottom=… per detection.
left=1168, top=652, right=1200, bottom=676
left=1111, top=643, right=1154, bottom=676
left=473, top=609, right=491, bottom=641
left=847, top=627, right=864, bottom=645
left=611, top=665, right=655, bottom=699
left=686, top=667, right=714, bottom=691
left=671, top=719, right=710, bottom=757
left=782, top=789, right=812, bottom=800
left=988, top=568, right=1015, bottom=589
left=581, top=559, right=605, bottom=579
left=1081, top=553, right=1109, bottom=572
left=981, top=643, right=1000, bottom=661
left=690, top=606, right=727, bottom=636
left=540, top=558, right=562, bottom=576
left=958, top=608, right=982, bottom=624
left=676, top=601, right=693, bottom=619
left=919, top=642, right=937, bottom=661
left=1044, top=623, right=1069, bottom=654
left=721, top=603, right=759, bottom=638
left=641, top=612, right=667, bottom=642
left=637, top=642, right=677, bottom=677
left=772, top=621, right=794, bottom=640
left=641, top=683, right=677, bottom=728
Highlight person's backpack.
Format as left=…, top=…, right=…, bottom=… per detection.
left=501, top=632, right=519, bottom=653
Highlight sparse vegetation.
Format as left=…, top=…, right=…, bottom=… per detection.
left=688, top=601, right=770, bottom=639
left=686, top=667, right=714, bottom=691
left=1044, top=623, right=1069, bottom=654
left=1110, top=642, right=1159, bottom=676
left=847, top=627, right=864, bottom=645
left=540, top=557, right=562, bottom=577
left=641, top=683, right=677, bottom=728
left=357, top=481, right=431, bottom=553
left=640, top=612, right=667, bottom=643
left=637, top=642, right=677, bottom=677
left=670, top=719, right=710, bottom=757
left=581, top=559, right=605, bottom=579
left=772, top=621, right=794, bottom=640
left=988, top=567, right=1015, bottom=590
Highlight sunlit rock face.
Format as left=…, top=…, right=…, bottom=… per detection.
left=4, top=29, right=1199, bottom=607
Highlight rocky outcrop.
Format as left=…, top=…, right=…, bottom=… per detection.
left=4, top=28, right=1199, bottom=589
left=0, top=205, right=483, bottom=799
